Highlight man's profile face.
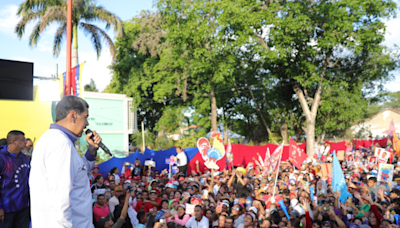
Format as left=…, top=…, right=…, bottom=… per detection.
left=71, top=107, right=89, bottom=137
left=10, top=134, right=26, bottom=151
left=25, top=140, right=33, bottom=149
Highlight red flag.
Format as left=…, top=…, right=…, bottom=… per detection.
left=71, top=66, right=77, bottom=95
left=263, top=148, right=271, bottom=174
left=289, top=138, right=308, bottom=169
left=270, top=143, right=284, bottom=171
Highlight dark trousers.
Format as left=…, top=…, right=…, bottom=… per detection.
left=0, top=207, right=30, bottom=228
left=178, top=165, right=187, bottom=176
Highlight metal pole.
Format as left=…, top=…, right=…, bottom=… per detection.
left=65, top=0, right=72, bottom=96
left=141, top=121, right=145, bottom=152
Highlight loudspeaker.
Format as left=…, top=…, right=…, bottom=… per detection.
left=0, top=59, right=33, bottom=100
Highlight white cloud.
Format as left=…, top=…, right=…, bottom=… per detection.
left=384, top=16, right=400, bottom=48
left=38, top=41, right=53, bottom=53
left=0, top=4, right=58, bottom=40
left=0, top=4, right=19, bottom=36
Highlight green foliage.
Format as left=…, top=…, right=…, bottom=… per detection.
left=367, top=91, right=400, bottom=117
left=130, top=130, right=156, bottom=150
left=177, top=136, right=198, bottom=149
left=155, top=106, right=186, bottom=133
left=84, top=78, right=99, bottom=92
left=107, top=0, right=398, bottom=148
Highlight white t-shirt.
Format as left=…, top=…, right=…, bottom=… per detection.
left=213, top=184, right=221, bottom=196
left=234, top=214, right=244, bottom=228
left=324, top=146, right=330, bottom=155
left=177, top=152, right=188, bottom=167
left=114, top=174, right=120, bottom=185
left=185, top=216, right=209, bottom=228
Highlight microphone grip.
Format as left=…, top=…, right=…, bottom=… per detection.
left=85, top=129, right=112, bottom=156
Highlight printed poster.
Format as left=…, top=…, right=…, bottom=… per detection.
left=185, top=204, right=195, bottom=215
left=378, top=163, right=394, bottom=183
left=378, top=150, right=390, bottom=163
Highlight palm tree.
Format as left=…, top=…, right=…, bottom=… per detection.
left=15, top=0, right=124, bottom=67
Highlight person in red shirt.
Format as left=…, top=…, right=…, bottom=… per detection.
left=143, top=190, right=161, bottom=213
left=93, top=194, right=110, bottom=222
left=135, top=190, right=149, bottom=212
left=119, top=174, right=126, bottom=186
left=92, top=166, right=102, bottom=179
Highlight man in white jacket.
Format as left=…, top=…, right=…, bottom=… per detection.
left=30, top=96, right=103, bottom=228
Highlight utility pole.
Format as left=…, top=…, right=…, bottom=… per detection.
left=65, top=0, right=72, bottom=95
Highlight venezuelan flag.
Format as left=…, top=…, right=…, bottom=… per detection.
left=59, top=62, right=85, bottom=97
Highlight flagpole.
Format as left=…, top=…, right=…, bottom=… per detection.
left=273, top=142, right=284, bottom=199
left=65, top=0, right=72, bottom=95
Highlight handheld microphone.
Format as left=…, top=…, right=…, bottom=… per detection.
left=85, top=129, right=112, bottom=156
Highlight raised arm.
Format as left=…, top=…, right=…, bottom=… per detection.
left=227, top=170, right=236, bottom=187
left=120, top=191, right=130, bottom=220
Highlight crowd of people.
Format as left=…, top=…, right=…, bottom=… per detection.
left=1, top=128, right=400, bottom=228
left=85, top=139, right=400, bottom=228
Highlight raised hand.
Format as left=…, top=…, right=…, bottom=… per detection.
left=340, top=203, right=347, bottom=213
left=333, top=190, right=341, bottom=199
left=378, top=188, right=384, bottom=199
left=353, top=191, right=361, bottom=199
left=301, top=198, right=310, bottom=212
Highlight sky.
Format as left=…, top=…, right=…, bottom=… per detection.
left=0, top=1, right=399, bottom=93
left=0, top=0, right=155, bottom=92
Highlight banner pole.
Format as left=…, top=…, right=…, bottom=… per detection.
left=141, top=121, right=145, bottom=152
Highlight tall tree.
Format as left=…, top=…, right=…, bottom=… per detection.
left=156, top=0, right=236, bottom=132
left=15, top=0, right=124, bottom=67
left=216, top=0, right=398, bottom=155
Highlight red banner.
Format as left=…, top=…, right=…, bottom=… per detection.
left=289, top=138, right=308, bottom=169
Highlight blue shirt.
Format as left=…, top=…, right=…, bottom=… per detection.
left=0, top=145, right=31, bottom=213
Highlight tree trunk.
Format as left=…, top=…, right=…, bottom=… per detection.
left=305, top=120, right=316, bottom=157
left=224, top=126, right=229, bottom=144
left=210, top=76, right=218, bottom=132
left=293, top=82, right=322, bottom=157
left=280, top=122, right=288, bottom=144
left=72, top=24, right=79, bottom=67
left=320, top=131, right=326, bottom=143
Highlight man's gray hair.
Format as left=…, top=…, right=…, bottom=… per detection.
left=55, top=96, right=89, bottom=122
